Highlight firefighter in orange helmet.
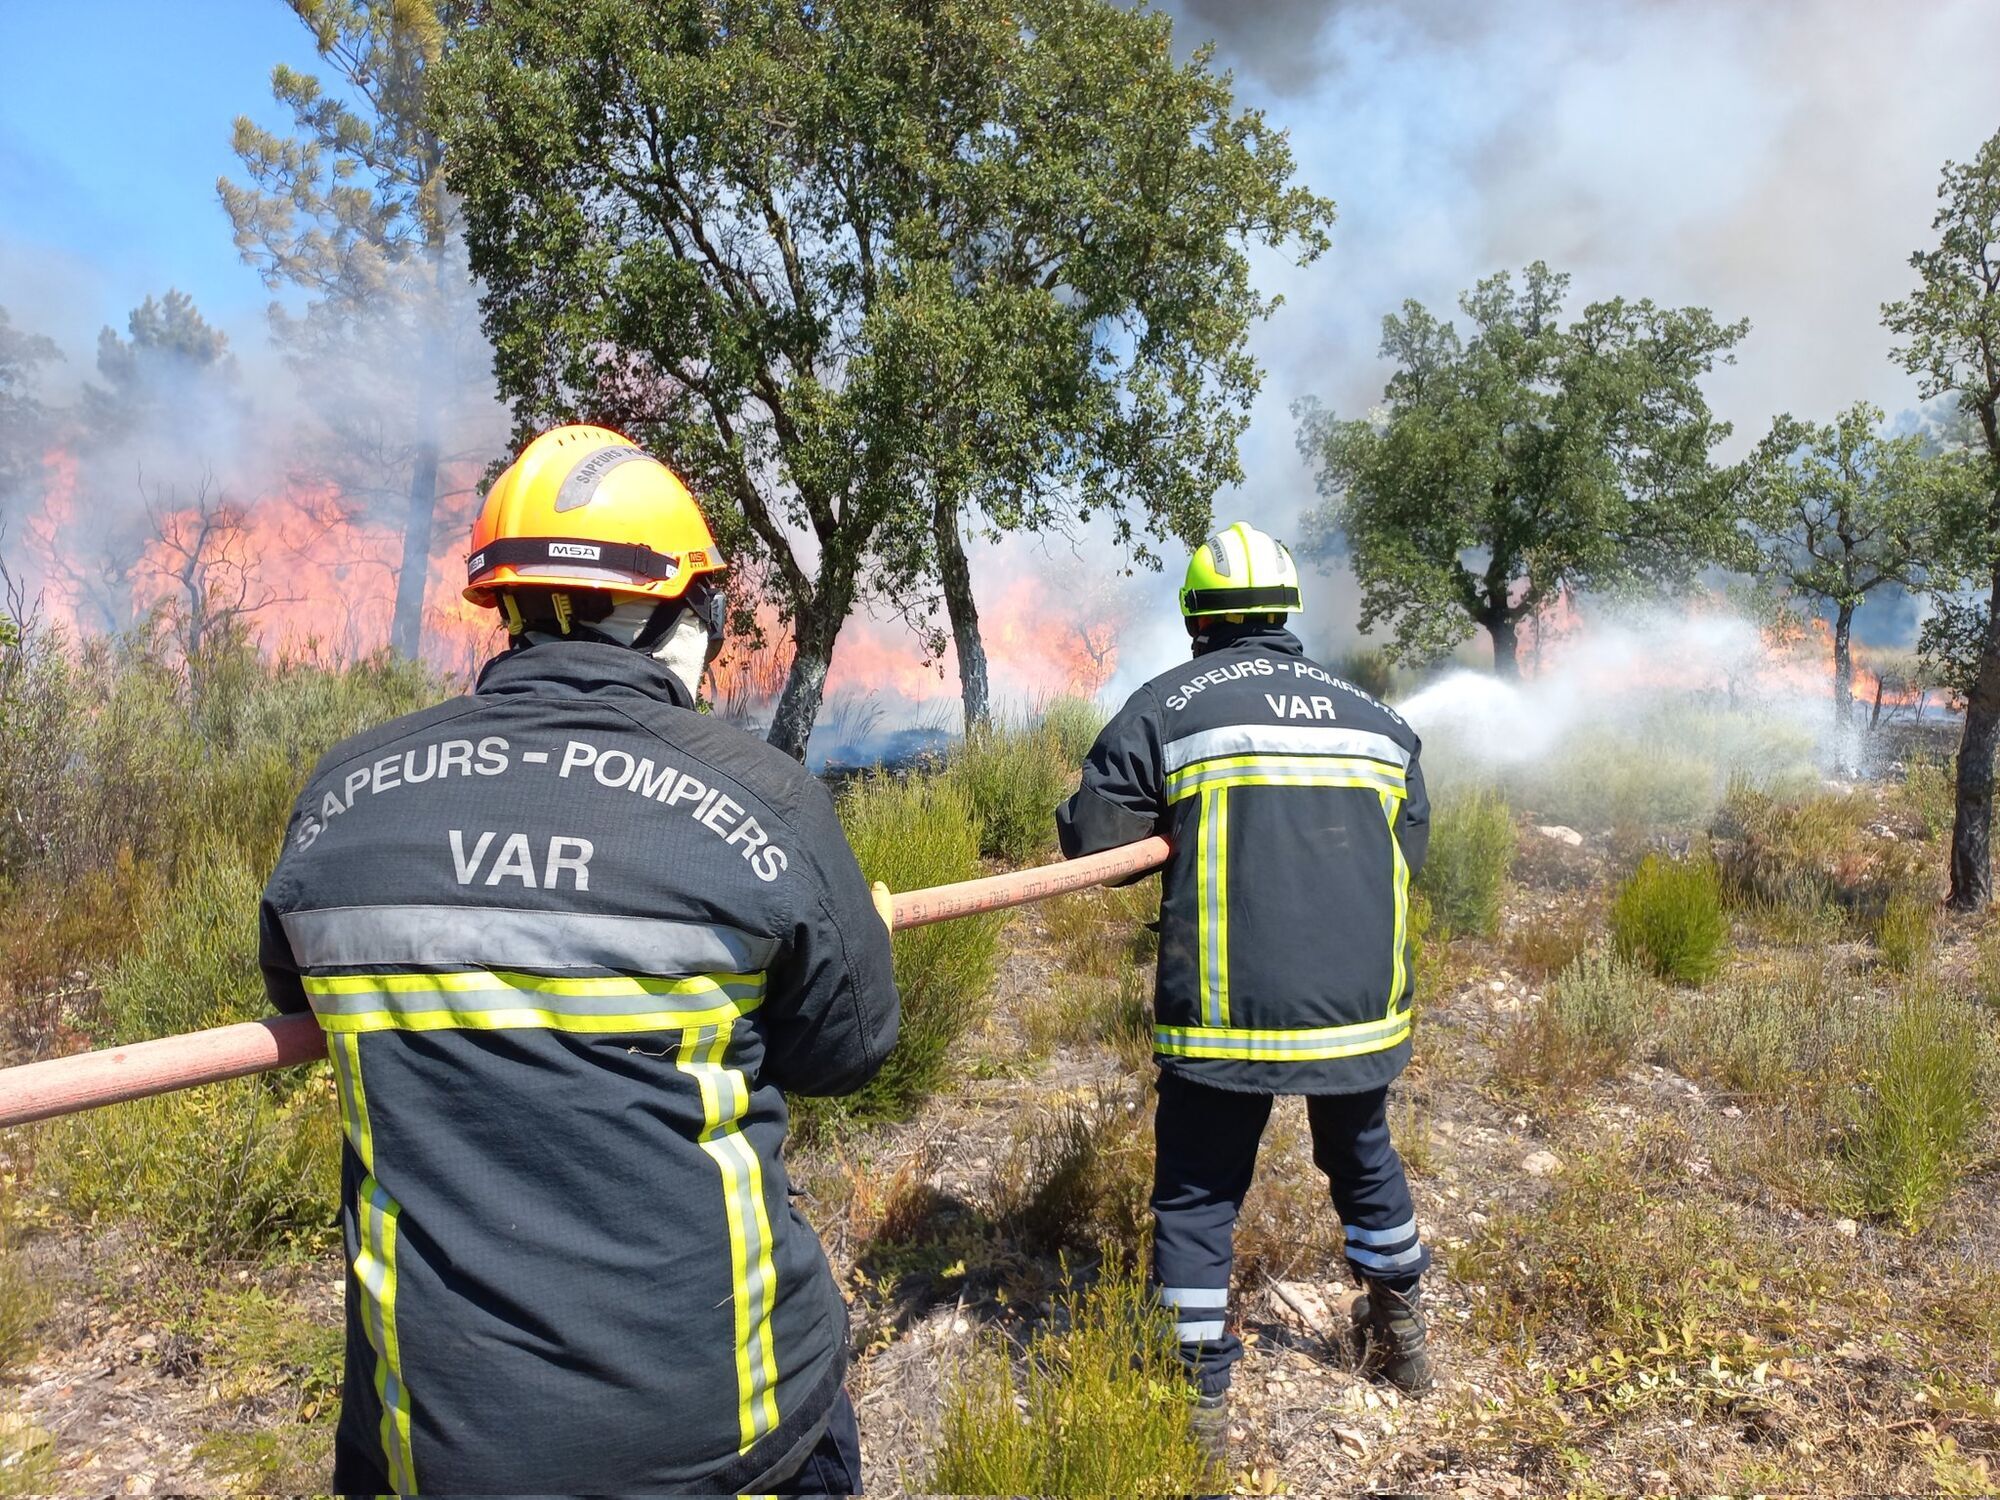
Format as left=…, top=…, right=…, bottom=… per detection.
left=259, top=425, right=899, bottom=1494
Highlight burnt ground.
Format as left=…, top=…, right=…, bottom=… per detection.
left=6, top=775, right=2000, bottom=1495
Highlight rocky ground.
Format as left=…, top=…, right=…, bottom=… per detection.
left=6, top=774, right=2000, bottom=1495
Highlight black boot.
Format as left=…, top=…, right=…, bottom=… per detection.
left=1350, top=1282, right=1435, bottom=1395
left=1190, top=1389, right=1230, bottom=1468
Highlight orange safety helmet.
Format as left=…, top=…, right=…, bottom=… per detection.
left=465, top=424, right=726, bottom=611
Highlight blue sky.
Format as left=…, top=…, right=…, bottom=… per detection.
left=0, top=1, right=330, bottom=353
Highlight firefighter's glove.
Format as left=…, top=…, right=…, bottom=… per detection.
left=871, top=880, right=894, bottom=931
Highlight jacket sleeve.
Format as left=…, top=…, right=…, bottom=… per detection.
left=761, top=778, right=902, bottom=1097
left=1056, top=685, right=1167, bottom=859
left=1396, top=736, right=1430, bottom=882
left=259, top=895, right=309, bottom=1015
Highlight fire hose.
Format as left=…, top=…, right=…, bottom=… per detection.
left=0, top=836, right=1170, bottom=1129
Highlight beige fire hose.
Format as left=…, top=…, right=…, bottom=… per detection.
left=0, top=837, right=1169, bottom=1129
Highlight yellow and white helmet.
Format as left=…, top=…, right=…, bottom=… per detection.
left=1179, top=521, right=1303, bottom=618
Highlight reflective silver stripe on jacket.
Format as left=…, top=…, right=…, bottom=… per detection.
left=282, top=905, right=780, bottom=975
left=1163, top=723, right=1411, bottom=774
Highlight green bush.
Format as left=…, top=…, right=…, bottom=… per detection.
left=36, top=1074, right=341, bottom=1257
left=1901, top=754, right=1955, bottom=841
left=1875, top=890, right=1937, bottom=975
left=1612, top=852, right=1730, bottom=984
left=1846, top=987, right=1985, bottom=1230
left=1496, top=951, right=1656, bottom=1096
left=0, top=1242, right=48, bottom=1380
left=945, top=723, right=1075, bottom=864
left=1417, top=787, right=1515, bottom=939
left=1660, top=957, right=1874, bottom=1098
left=928, top=1260, right=1221, bottom=1498
left=1039, top=695, right=1109, bottom=767
left=812, top=775, right=1003, bottom=1131
left=96, top=843, right=267, bottom=1043
left=989, top=1087, right=1151, bottom=1255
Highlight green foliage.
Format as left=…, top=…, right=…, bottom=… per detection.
left=435, top=0, right=1334, bottom=754
left=1874, top=890, right=1937, bottom=975
left=1039, top=695, right=1110, bottom=768
left=989, top=1088, right=1152, bottom=1256
left=36, top=1076, right=341, bottom=1258
left=946, top=723, right=1074, bottom=864
left=189, top=1286, right=342, bottom=1490
left=1496, top=951, right=1656, bottom=1097
left=1746, top=403, right=1956, bottom=730
left=1660, top=957, right=1874, bottom=1098
left=1845, top=987, right=1986, bottom=1231
left=1417, top=787, right=1515, bottom=938
left=1295, top=262, right=1751, bottom=673
left=1328, top=645, right=1400, bottom=700
left=0, top=1239, right=48, bottom=1381
left=928, top=1260, right=1221, bottom=1498
left=1717, top=783, right=1932, bottom=929
left=814, top=775, right=1003, bottom=1131
left=1901, top=754, right=1955, bottom=841
left=1612, top=852, right=1730, bottom=984
left=95, top=844, right=266, bottom=1042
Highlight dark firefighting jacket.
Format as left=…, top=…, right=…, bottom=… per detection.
left=1057, top=626, right=1427, bottom=1095
left=258, top=640, right=899, bottom=1495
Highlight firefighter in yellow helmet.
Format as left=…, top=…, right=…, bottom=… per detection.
left=1057, top=521, right=1434, bottom=1467
left=258, top=425, right=899, bottom=1494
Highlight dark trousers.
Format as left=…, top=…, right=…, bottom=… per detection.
left=333, top=1384, right=863, bottom=1496
left=1150, top=1072, right=1429, bottom=1395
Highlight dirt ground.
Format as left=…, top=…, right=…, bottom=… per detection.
left=7, top=781, right=2000, bottom=1495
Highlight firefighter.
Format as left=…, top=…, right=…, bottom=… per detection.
left=1056, top=521, right=1433, bottom=1457
left=258, top=425, right=899, bottom=1495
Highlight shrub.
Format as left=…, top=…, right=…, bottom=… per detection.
left=0, top=1242, right=48, bottom=1380
left=1875, top=890, right=1937, bottom=975
left=1714, top=783, right=1926, bottom=928
left=1495, top=951, right=1656, bottom=1098
left=989, top=1087, right=1151, bottom=1255
left=188, top=1287, right=343, bottom=1491
left=1505, top=911, right=1591, bottom=980
left=1660, top=957, right=1873, bottom=1098
left=1418, top=787, right=1515, bottom=939
left=1039, top=695, right=1109, bottom=767
left=1901, top=753, right=1954, bottom=841
left=1612, top=852, right=1729, bottom=984
left=946, top=723, right=1074, bottom=864
left=35, top=1073, right=341, bottom=1257
left=1846, top=987, right=1985, bottom=1230
left=812, top=775, right=1003, bottom=1131
left=927, top=1260, right=1220, bottom=1498
left=96, top=843, right=267, bottom=1043
left=1329, top=646, right=1399, bottom=701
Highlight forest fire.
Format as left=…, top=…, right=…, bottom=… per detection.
left=16, top=444, right=1124, bottom=733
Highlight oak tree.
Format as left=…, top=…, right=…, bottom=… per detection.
left=434, top=0, right=1333, bottom=755
left=1296, top=263, right=1749, bottom=677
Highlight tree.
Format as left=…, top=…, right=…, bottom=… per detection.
left=1746, top=402, right=1954, bottom=757
left=0, top=306, right=61, bottom=527
left=1884, top=127, right=2000, bottom=910
left=220, top=0, right=480, bottom=661
left=1295, top=263, right=1750, bottom=677
left=434, top=0, right=1334, bottom=756
left=81, top=289, right=237, bottom=440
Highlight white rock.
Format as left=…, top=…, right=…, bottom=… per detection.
left=1535, top=824, right=1585, bottom=846
left=1835, top=1218, right=1859, bottom=1238
left=1522, top=1149, right=1563, bottom=1177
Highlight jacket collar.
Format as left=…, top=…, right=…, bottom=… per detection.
left=475, top=638, right=696, bottom=710
left=1193, top=623, right=1306, bottom=660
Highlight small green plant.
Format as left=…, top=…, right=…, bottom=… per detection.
left=95, top=842, right=268, bottom=1042
left=1418, top=786, right=1515, bottom=939
left=1660, top=956, right=1872, bottom=1098
left=1039, top=695, right=1110, bottom=766
left=1900, top=753, right=1954, bottom=841
left=1506, top=911, right=1591, bottom=980
left=1611, top=852, right=1729, bottom=984
left=1875, top=890, right=1937, bottom=975
left=35, top=1074, right=341, bottom=1257
left=989, top=1087, right=1151, bottom=1255
left=189, top=1285, right=344, bottom=1487
left=812, top=775, right=1003, bottom=1132
left=1496, top=952, right=1656, bottom=1097
left=946, top=722, right=1074, bottom=864
left=0, top=1240, right=49, bottom=1381
left=1846, top=986, right=1985, bottom=1230
left=927, top=1259, right=1221, bottom=1497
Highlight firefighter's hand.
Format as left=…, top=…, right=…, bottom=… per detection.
left=871, top=880, right=894, bottom=931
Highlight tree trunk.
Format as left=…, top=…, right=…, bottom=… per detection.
left=1946, top=563, right=2000, bottom=910
left=390, top=434, right=440, bottom=660
left=1832, top=602, right=1857, bottom=772
left=766, top=576, right=856, bottom=762
left=1489, top=615, right=1521, bottom=679
left=934, top=496, right=990, bottom=733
